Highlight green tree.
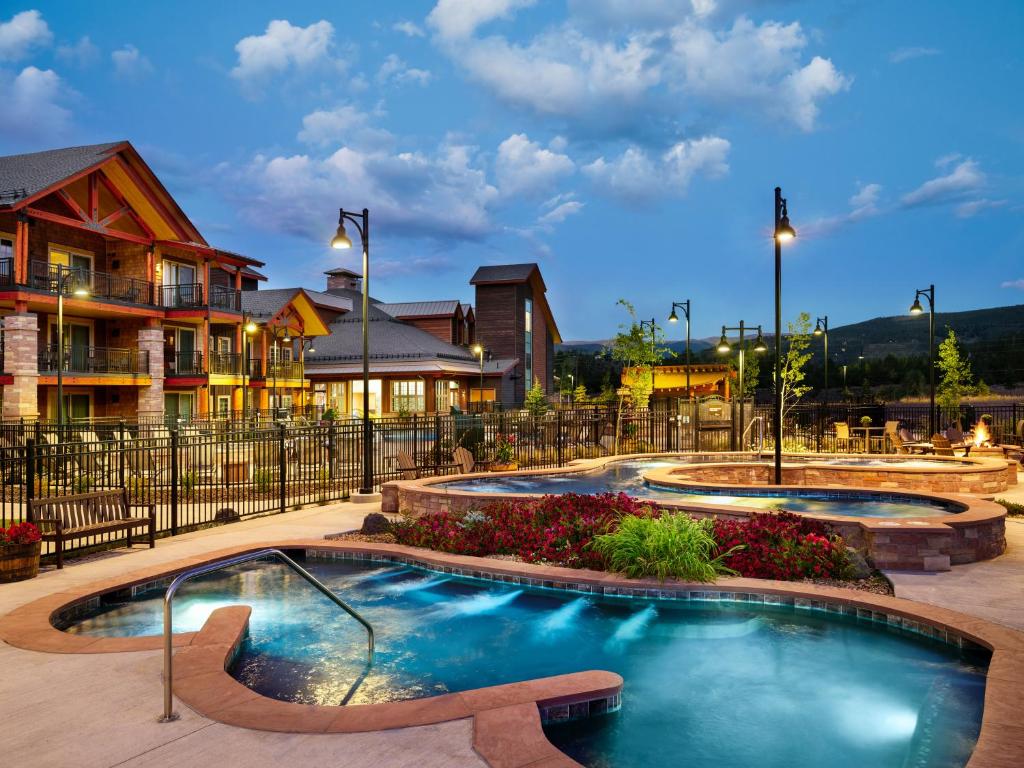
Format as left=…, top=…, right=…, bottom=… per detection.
left=776, top=312, right=814, bottom=422
left=937, top=328, right=974, bottom=424
left=610, top=299, right=668, bottom=451
left=573, top=383, right=588, bottom=404
left=524, top=378, right=549, bottom=416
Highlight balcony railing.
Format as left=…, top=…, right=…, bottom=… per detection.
left=38, top=344, right=148, bottom=375
left=29, top=260, right=155, bottom=305
left=248, top=358, right=263, bottom=379
left=0, top=257, right=13, bottom=288
left=209, top=352, right=241, bottom=375
left=166, top=350, right=204, bottom=377
left=160, top=282, right=204, bottom=308
left=208, top=285, right=242, bottom=312
left=266, top=360, right=303, bottom=379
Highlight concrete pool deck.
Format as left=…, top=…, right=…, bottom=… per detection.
left=2, top=482, right=1024, bottom=767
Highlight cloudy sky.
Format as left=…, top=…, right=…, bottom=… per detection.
left=1, top=1, right=1022, bottom=339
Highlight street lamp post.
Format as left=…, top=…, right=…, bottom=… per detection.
left=909, top=284, right=936, bottom=436
left=472, top=343, right=485, bottom=411
left=241, top=318, right=257, bottom=423
left=668, top=300, right=692, bottom=402
left=300, top=337, right=315, bottom=418
left=330, top=207, right=376, bottom=497
left=773, top=187, right=796, bottom=484
left=56, top=267, right=90, bottom=428
left=813, top=315, right=829, bottom=409
left=717, top=322, right=768, bottom=451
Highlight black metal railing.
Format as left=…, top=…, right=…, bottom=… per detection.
left=37, top=344, right=148, bottom=375
left=160, top=282, right=204, bottom=308
left=29, top=260, right=154, bottom=305
left=165, top=350, right=203, bottom=376
left=208, top=285, right=241, bottom=312
left=248, top=358, right=263, bottom=379
left=0, top=257, right=13, bottom=287
left=209, top=352, right=241, bottom=375
left=266, top=360, right=303, bottom=379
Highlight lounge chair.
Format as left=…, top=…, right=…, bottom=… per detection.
left=931, top=434, right=956, bottom=457
left=452, top=446, right=476, bottom=474
left=834, top=422, right=864, bottom=453
left=897, top=428, right=933, bottom=454
left=944, top=427, right=972, bottom=453
left=396, top=450, right=459, bottom=480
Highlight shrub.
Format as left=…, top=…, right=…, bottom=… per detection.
left=32, top=475, right=51, bottom=497
left=180, top=471, right=197, bottom=497
left=71, top=474, right=94, bottom=494
left=713, top=511, right=850, bottom=580
left=592, top=513, right=738, bottom=582
left=995, top=499, right=1024, bottom=517
left=253, top=468, right=273, bottom=494
left=126, top=476, right=149, bottom=497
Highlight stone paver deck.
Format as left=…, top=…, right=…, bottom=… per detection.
left=887, top=471, right=1024, bottom=631
left=0, top=503, right=487, bottom=768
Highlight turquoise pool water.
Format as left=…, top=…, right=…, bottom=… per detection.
left=64, top=558, right=986, bottom=767
left=437, top=460, right=963, bottom=518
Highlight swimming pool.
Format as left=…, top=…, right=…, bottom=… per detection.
left=437, top=460, right=965, bottom=518
left=63, top=557, right=987, bottom=768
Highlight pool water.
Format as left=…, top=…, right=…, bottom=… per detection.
left=438, top=460, right=962, bottom=518
left=64, top=558, right=987, bottom=768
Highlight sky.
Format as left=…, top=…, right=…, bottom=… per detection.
left=0, top=0, right=1022, bottom=341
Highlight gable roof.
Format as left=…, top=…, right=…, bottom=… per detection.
left=0, top=142, right=123, bottom=205
left=375, top=300, right=462, bottom=318
left=240, top=288, right=331, bottom=336
left=470, top=263, right=542, bottom=287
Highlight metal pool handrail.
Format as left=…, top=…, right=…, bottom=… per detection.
left=159, top=547, right=375, bottom=722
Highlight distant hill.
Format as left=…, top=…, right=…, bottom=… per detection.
left=825, top=304, right=1024, bottom=359
left=558, top=338, right=715, bottom=356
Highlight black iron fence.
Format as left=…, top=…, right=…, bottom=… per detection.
left=160, top=282, right=204, bottom=308
left=29, top=259, right=154, bottom=306
left=37, top=344, right=149, bottom=375
left=1, top=401, right=1020, bottom=563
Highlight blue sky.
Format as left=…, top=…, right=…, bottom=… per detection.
left=1, top=0, right=1022, bottom=340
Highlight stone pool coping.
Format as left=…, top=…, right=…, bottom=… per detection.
left=1, top=540, right=1023, bottom=767
left=383, top=453, right=1008, bottom=571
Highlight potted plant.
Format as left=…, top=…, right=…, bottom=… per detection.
left=320, top=407, right=337, bottom=425
left=490, top=433, right=518, bottom=471
left=859, top=415, right=873, bottom=427
left=1, top=522, right=42, bottom=582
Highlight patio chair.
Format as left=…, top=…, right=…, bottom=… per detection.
left=599, top=434, right=617, bottom=455
left=834, top=422, right=863, bottom=453
left=931, top=434, right=955, bottom=457
left=452, top=446, right=476, bottom=474
left=396, top=449, right=459, bottom=480
left=897, top=428, right=933, bottom=454
left=883, top=421, right=900, bottom=452
left=944, top=427, right=972, bottom=453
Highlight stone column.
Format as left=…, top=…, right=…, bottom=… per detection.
left=137, top=327, right=164, bottom=419
left=2, top=313, right=39, bottom=419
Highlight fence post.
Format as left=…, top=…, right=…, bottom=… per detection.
left=25, top=439, right=35, bottom=523
left=816, top=404, right=823, bottom=453
left=434, top=414, right=442, bottom=467
left=328, top=423, right=336, bottom=480
left=556, top=409, right=563, bottom=466
left=666, top=410, right=673, bottom=453
left=118, top=419, right=126, bottom=490
left=169, top=429, right=179, bottom=536
left=278, top=423, right=287, bottom=515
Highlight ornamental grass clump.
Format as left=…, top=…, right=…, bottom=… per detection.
left=592, top=513, right=738, bottom=582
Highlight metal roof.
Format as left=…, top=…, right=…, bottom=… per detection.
left=375, top=300, right=462, bottom=318
left=0, top=142, right=123, bottom=206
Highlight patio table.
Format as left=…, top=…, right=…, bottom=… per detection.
left=852, top=426, right=886, bottom=453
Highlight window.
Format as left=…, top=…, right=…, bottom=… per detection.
left=350, top=379, right=382, bottom=418
left=524, top=297, right=533, bottom=389
left=52, top=392, right=90, bottom=421
left=0, top=233, right=13, bottom=260
left=391, top=380, right=425, bottom=413
left=164, top=392, right=194, bottom=425
left=216, top=395, right=231, bottom=417
left=49, top=247, right=93, bottom=290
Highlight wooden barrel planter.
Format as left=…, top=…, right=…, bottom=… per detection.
left=490, top=462, right=519, bottom=472
left=0, top=541, right=41, bottom=582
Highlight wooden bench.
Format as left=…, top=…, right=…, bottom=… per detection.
left=30, top=489, right=155, bottom=569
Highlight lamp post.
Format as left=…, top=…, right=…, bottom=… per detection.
left=472, top=343, right=485, bottom=411
left=813, top=315, right=828, bottom=410
left=910, top=284, right=936, bottom=436
left=267, top=324, right=291, bottom=419
left=300, top=337, right=315, bottom=418
left=56, top=268, right=90, bottom=427
left=241, top=317, right=257, bottom=422
left=717, top=322, right=768, bottom=450
left=330, top=207, right=376, bottom=497
left=773, top=186, right=796, bottom=484
left=668, top=300, right=692, bottom=403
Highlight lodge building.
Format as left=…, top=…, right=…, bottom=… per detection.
left=0, top=142, right=559, bottom=421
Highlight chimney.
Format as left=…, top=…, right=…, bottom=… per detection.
left=325, top=268, right=361, bottom=292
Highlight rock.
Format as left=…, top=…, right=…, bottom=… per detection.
left=846, top=548, right=874, bottom=580
left=360, top=513, right=392, bottom=535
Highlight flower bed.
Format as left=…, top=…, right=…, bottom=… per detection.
left=393, top=493, right=853, bottom=581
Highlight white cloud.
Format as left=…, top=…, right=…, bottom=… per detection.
left=230, top=19, right=343, bottom=97
left=393, top=20, right=425, bottom=38
left=1001, top=279, right=1024, bottom=290
left=229, top=139, right=500, bottom=244
left=111, top=44, right=152, bottom=80
left=0, top=10, right=51, bottom=62
left=296, top=104, right=393, bottom=148
left=495, top=133, right=574, bottom=196
left=56, top=36, right=99, bottom=67
left=901, top=158, right=985, bottom=208
left=377, top=54, right=431, bottom=86
left=429, top=6, right=848, bottom=133
left=427, top=0, right=537, bottom=41
left=849, top=182, right=882, bottom=215
left=583, top=136, right=729, bottom=200
left=537, top=199, right=584, bottom=226
left=801, top=181, right=884, bottom=237
left=0, top=66, right=71, bottom=143
left=889, top=46, right=940, bottom=64
left=955, top=198, right=1006, bottom=218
